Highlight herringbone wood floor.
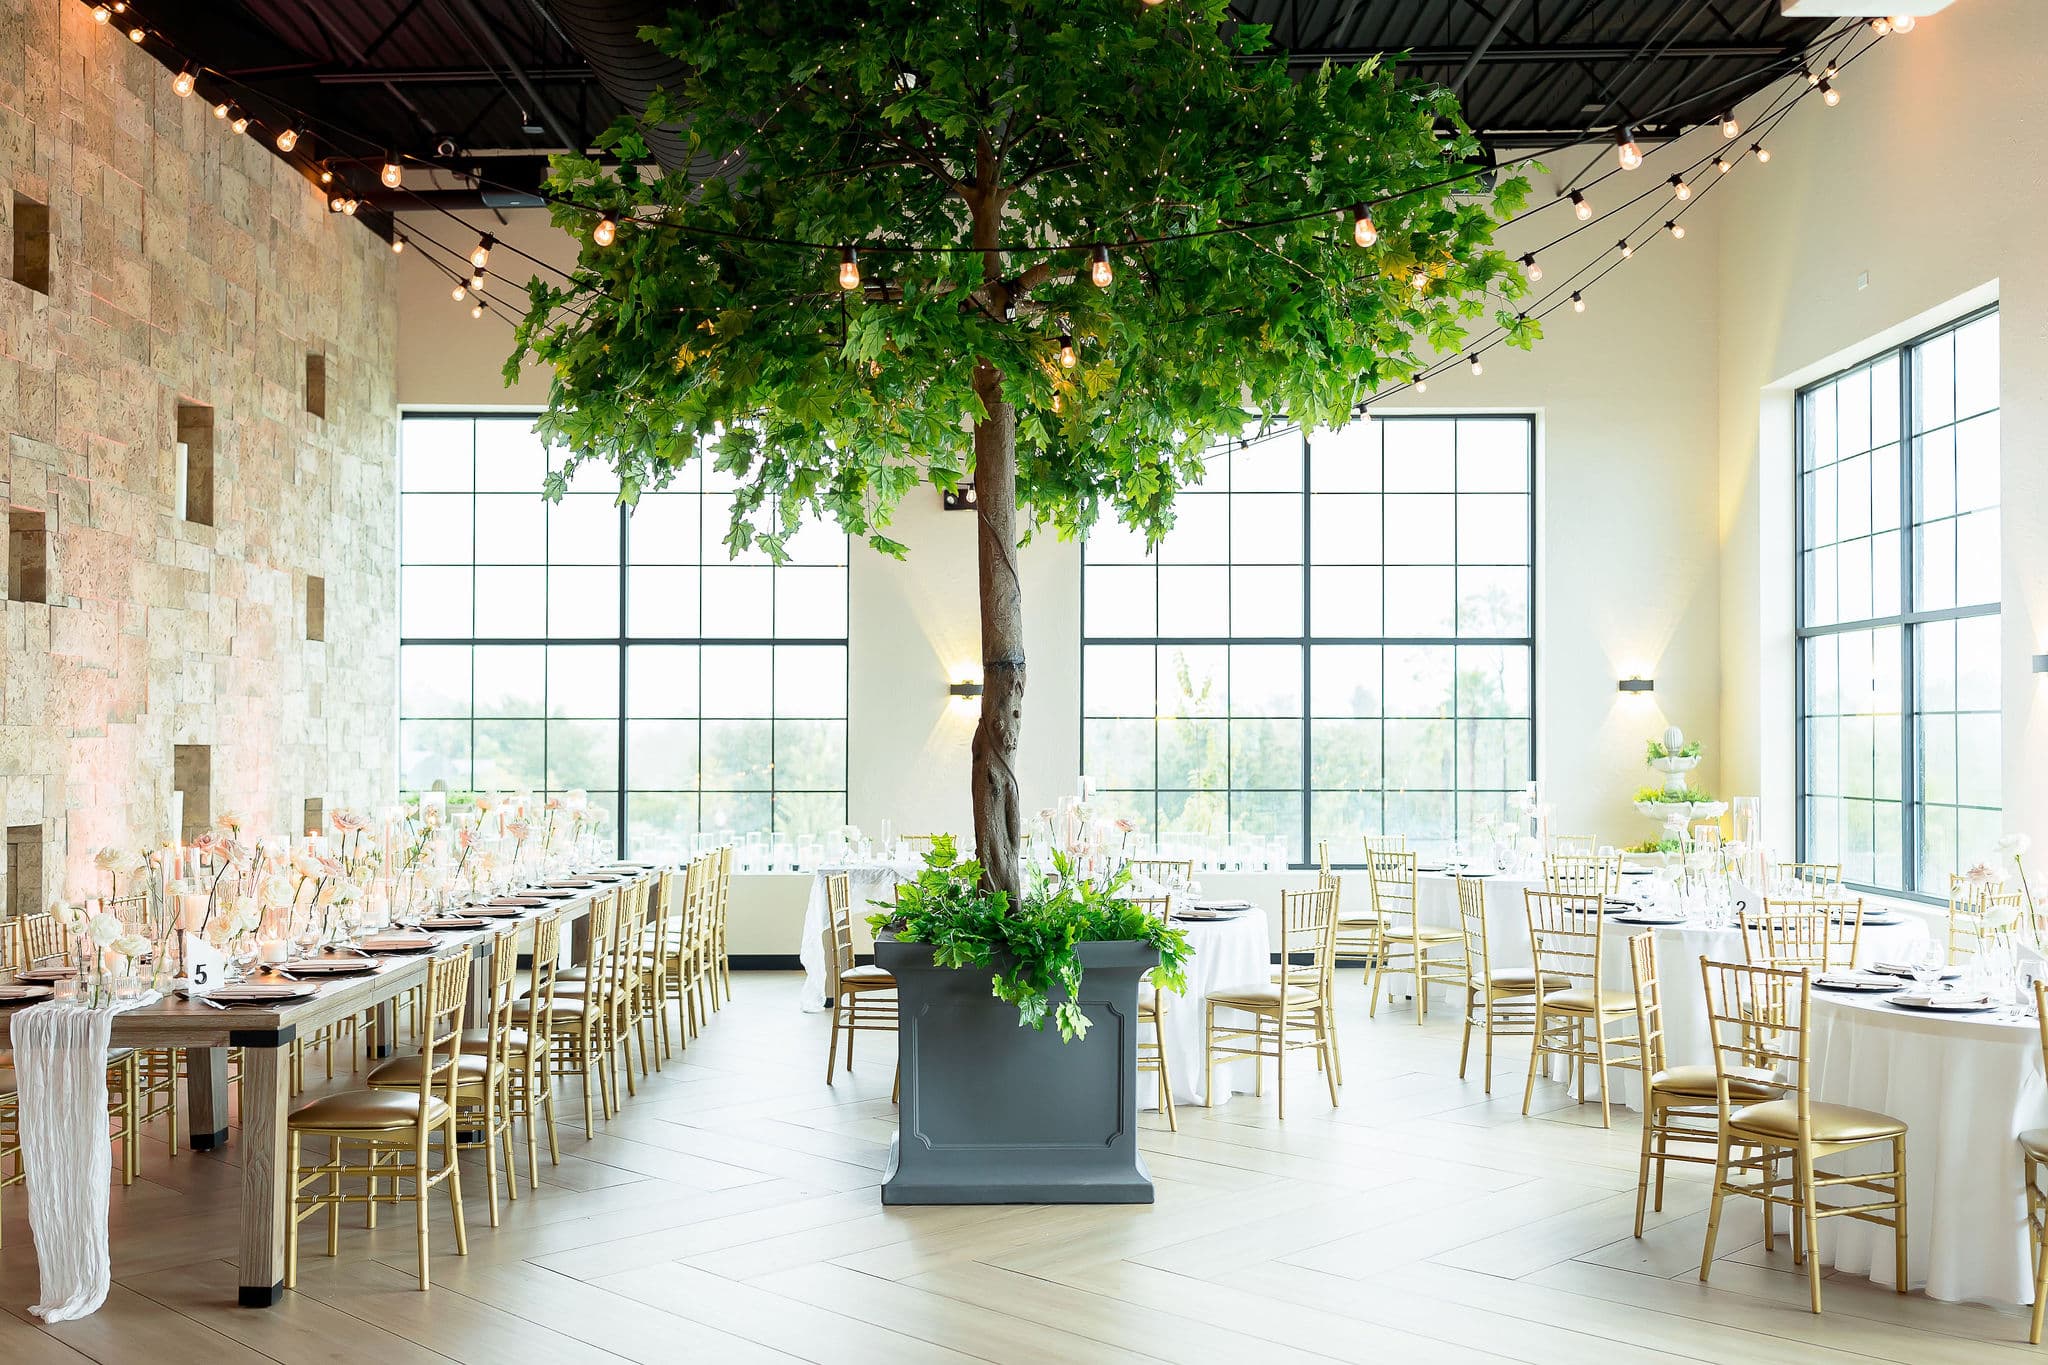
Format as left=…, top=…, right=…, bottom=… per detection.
left=2, top=972, right=2035, bottom=1363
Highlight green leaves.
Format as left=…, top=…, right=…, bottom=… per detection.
left=871, top=844, right=1193, bottom=1042
left=505, top=0, right=1521, bottom=559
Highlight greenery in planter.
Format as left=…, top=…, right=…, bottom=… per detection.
left=1626, top=836, right=1684, bottom=854
left=1644, top=738, right=1703, bottom=761
left=870, top=837, right=1192, bottom=1041
left=1633, top=785, right=1718, bottom=805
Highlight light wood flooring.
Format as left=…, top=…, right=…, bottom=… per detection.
left=2, top=972, right=2038, bottom=1364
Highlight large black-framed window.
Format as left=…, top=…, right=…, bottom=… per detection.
left=397, top=413, right=849, bottom=861
left=1081, top=416, right=1537, bottom=867
left=1795, top=307, right=2000, bottom=899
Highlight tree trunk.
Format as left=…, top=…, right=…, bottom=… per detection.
left=970, top=361, right=1025, bottom=903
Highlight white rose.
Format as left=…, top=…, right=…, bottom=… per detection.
left=88, top=913, right=123, bottom=947
left=1997, top=833, right=2032, bottom=859
left=114, top=933, right=152, bottom=959
left=260, top=874, right=297, bottom=910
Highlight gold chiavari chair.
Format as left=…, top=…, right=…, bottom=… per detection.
left=12, top=909, right=65, bottom=966
left=1126, top=894, right=1177, bottom=1131
left=1205, top=885, right=1339, bottom=1119
left=1627, top=933, right=1779, bottom=1237
left=465, top=911, right=561, bottom=1188
left=708, top=844, right=736, bottom=1007
left=1544, top=853, right=1620, bottom=899
left=898, top=833, right=943, bottom=857
left=1948, top=879, right=2024, bottom=965
left=1328, top=839, right=1386, bottom=980
left=654, top=862, right=694, bottom=1051
left=1522, top=888, right=1640, bottom=1128
left=287, top=949, right=471, bottom=1291
left=1552, top=835, right=1598, bottom=855
left=1739, top=901, right=1835, bottom=972
left=373, top=922, right=521, bottom=1225
left=1697, top=958, right=1907, bottom=1314
left=1776, top=861, right=1842, bottom=890
left=1362, top=851, right=1463, bottom=1023
left=1456, top=875, right=1561, bottom=1094
left=1127, top=858, right=1194, bottom=889
left=644, top=867, right=684, bottom=1058
left=1363, top=833, right=1408, bottom=856
left=825, top=872, right=898, bottom=1088
left=2022, top=978, right=2048, bottom=1343
left=532, top=889, right=620, bottom=1134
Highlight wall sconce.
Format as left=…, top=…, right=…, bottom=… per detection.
left=941, top=483, right=977, bottom=511
left=2033, top=655, right=2048, bottom=673
left=1617, top=677, right=1655, bottom=693
left=949, top=680, right=984, bottom=699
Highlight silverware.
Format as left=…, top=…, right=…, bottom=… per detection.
left=179, top=991, right=232, bottom=1010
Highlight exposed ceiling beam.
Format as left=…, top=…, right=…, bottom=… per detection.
left=1448, top=0, right=1533, bottom=93
left=1250, top=40, right=1805, bottom=64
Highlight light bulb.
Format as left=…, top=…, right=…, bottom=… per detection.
left=229, top=109, right=249, bottom=134
left=212, top=100, right=230, bottom=120
left=1820, top=79, right=1840, bottom=106
left=471, top=301, right=485, bottom=319
left=1058, top=332, right=1076, bottom=369
left=1468, top=355, right=1482, bottom=377
left=1618, top=239, right=1633, bottom=259
left=1350, top=205, right=1376, bottom=248
left=1520, top=252, right=1541, bottom=282
left=470, top=235, right=493, bottom=270
left=1051, top=393, right=1063, bottom=413
left=1870, top=16, right=1891, bottom=35
left=451, top=284, right=466, bottom=302
left=391, top=235, right=406, bottom=254
left=381, top=158, right=402, bottom=188
left=1715, top=156, right=1732, bottom=174
left=328, top=194, right=345, bottom=213
left=1666, top=220, right=1685, bottom=240
left=1412, top=374, right=1427, bottom=394
left=1805, top=67, right=1821, bottom=86
left=1752, top=142, right=1770, bottom=164
left=342, top=197, right=359, bottom=216
left=592, top=214, right=617, bottom=248
left=172, top=67, right=195, bottom=98
left=468, top=271, right=484, bottom=290
left=1571, top=292, right=1585, bottom=312
left=1615, top=128, right=1643, bottom=171
left=1891, top=15, right=1916, bottom=33
left=92, top=4, right=110, bottom=22
left=318, top=164, right=333, bottom=185
left=127, top=25, right=144, bottom=43
left=1091, top=243, right=1114, bottom=286
left=1410, top=267, right=1429, bottom=291
left=275, top=126, right=299, bottom=152
left=838, top=245, right=860, bottom=291
left=1570, top=190, right=1591, bottom=221
left=1719, top=111, right=1740, bottom=139
left=111, top=1, right=125, bottom=9
left=1670, top=174, right=1691, bottom=201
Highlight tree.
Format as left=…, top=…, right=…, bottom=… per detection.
left=507, top=0, right=1532, bottom=900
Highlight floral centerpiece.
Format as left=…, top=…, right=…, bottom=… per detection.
left=1632, top=724, right=1726, bottom=827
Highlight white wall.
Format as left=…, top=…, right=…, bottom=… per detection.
left=1712, top=0, right=2044, bottom=860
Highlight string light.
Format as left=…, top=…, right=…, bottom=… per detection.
left=91, top=4, right=110, bottom=22
left=1891, top=15, right=1916, bottom=33
left=1869, top=17, right=1891, bottom=35
left=451, top=284, right=466, bottom=302
left=1618, top=239, right=1633, bottom=259
left=328, top=194, right=345, bottom=213
left=380, top=156, right=403, bottom=189
left=592, top=214, right=618, bottom=248
left=1409, top=266, right=1429, bottom=291
left=469, top=235, right=494, bottom=270
left=837, top=245, right=860, bottom=291
left=1412, top=374, right=1427, bottom=394
left=468, top=269, right=484, bottom=289
left=1804, top=67, right=1821, bottom=86
left=1820, top=79, right=1840, bottom=106
left=471, top=299, right=486, bottom=320
left=1614, top=127, right=1643, bottom=171
left=1669, top=174, right=1691, bottom=201
left=1350, top=205, right=1377, bottom=248
left=1715, top=155, right=1732, bottom=173
left=1468, top=355, right=1482, bottom=376
left=1666, top=220, right=1685, bottom=239
left=275, top=126, right=300, bottom=152
left=1570, top=191, right=1591, bottom=221
left=1090, top=243, right=1114, bottom=286
left=211, top=99, right=230, bottom=120
left=172, top=66, right=196, bottom=98
left=342, top=196, right=359, bottom=216
left=1719, top=111, right=1740, bottom=139
left=1571, top=292, right=1585, bottom=312
left=228, top=105, right=248, bottom=134
left=1058, top=332, right=1077, bottom=369
left=1519, top=252, right=1541, bottom=282
left=390, top=235, right=407, bottom=254
left=127, top=25, right=144, bottom=43
left=1752, top=142, right=1771, bottom=163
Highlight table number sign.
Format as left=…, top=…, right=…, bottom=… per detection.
left=182, top=932, right=228, bottom=996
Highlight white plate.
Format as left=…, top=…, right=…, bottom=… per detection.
left=0, top=984, right=54, bottom=1003
left=1889, top=993, right=1997, bottom=1013
left=1612, top=915, right=1687, bottom=927
left=1815, top=974, right=1903, bottom=992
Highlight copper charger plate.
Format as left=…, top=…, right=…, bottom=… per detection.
left=205, top=982, right=319, bottom=1005
left=0, top=983, right=54, bottom=1003
left=16, top=966, right=78, bottom=983
left=277, top=957, right=379, bottom=976
left=361, top=932, right=440, bottom=951
left=488, top=897, right=549, bottom=908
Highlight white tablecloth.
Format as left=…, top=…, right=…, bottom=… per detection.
left=1413, top=872, right=1927, bottom=1108
left=798, top=859, right=922, bottom=1010
left=1147, top=908, right=1272, bottom=1109
left=1801, top=991, right=2048, bottom=1305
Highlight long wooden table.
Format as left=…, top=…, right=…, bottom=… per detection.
left=91, top=870, right=649, bottom=1308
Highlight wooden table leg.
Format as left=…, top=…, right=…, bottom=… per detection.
left=185, top=1046, right=231, bottom=1150
left=570, top=914, right=591, bottom=964
left=234, top=1028, right=293, bottom=1307
left=369, top=1001, right=396, bottom=1058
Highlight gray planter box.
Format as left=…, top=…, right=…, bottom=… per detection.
left=876, top=934, right=1156, bottom=1205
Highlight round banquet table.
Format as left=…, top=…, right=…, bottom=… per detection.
left=1796, top=989, right=2048, bottom=1305
left=1412, top=871, right=1929, bottom=1108
left=1145, top=905, right=1273, bottom=1109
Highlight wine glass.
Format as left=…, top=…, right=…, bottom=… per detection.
left=1909, top=941, right=1946, bottom=997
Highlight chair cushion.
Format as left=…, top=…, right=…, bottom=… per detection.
left=1335, top=914, right=1384, bottom=927
left=366, top=1050, right=490, bottom=1088
left=289, top=1089, right=451, bottom=1131
left=839, top=965, right=895, bottom=986
left=1650, top=1065, right=1780, bottom=1102
left=1485, top=968, right=1572, bottom=992
left=457, top=1027, right=531, bottom=1056
left=1207, top=983, right=1320, bottom=1009
left=2022, top=1129, right=2048, bottom=1161
left=1728, top=1099, right=1906, bottom=1144
left=1538, top=986, right=1634, bottom=1014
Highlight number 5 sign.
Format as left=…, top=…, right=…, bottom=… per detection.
left=183, top=932, right=228, bottom=996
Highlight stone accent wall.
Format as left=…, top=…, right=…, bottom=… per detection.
left=0, top=2, right=398, bottom=911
